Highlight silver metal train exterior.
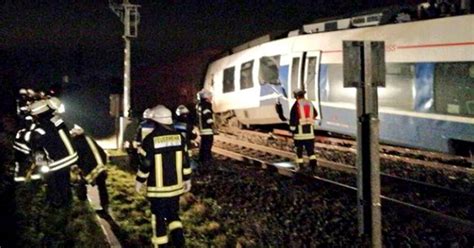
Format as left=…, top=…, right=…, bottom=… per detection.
left=203, top=14, right=474, bottom=154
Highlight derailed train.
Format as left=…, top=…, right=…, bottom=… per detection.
left=202, top=12, right=474, bottom=155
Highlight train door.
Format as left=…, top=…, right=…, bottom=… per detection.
left=274, top=52, right=304, bottom=120
left=303, top=51, right=322, bottom=122
left=289, top=52, right=304, bottom=100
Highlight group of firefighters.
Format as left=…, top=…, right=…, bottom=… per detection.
left=11, top=86, right=318, bottom=248
left=13, top=89, right=109, bottom=209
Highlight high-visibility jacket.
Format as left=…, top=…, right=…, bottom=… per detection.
left=136, top=123, right=191, bottom=198
left=196, top=101, right=214, bottom=136
left=72, top=134, right=107, bottom=184
left=289, top=99, right=318, bottom=140
left=30, top=114, right=78, bottom=172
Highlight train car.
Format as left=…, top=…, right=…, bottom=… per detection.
left=203, top=13, right=474, bottom=155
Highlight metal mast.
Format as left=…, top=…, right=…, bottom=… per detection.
left=109, top=0, right=140, bottom=149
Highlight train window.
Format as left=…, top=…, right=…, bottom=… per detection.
left=434, top=62, right=474, bottom=117
left=223, top=67, right=235, bottom=93
left=259, top=56, right=280, bottom=85
left=306, top=57, right=317, bottom=101
left=327, top=64, right=355, bottom=103
left=381, top=63, right=415, bottom=110
left=240, top=60, right=254, bottom=89
left=291, top=57, right=300, bottom=95
left=326, top=63, right=415, bottom=110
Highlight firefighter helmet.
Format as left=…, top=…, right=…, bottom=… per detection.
left=148, top=105, right=173, bottom=125
left=175, top=105, right=190, bottom=116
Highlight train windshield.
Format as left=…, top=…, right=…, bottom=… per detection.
left=259, top=56, right=281, bottom=85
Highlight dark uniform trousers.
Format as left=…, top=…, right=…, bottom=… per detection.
left=44, top=168, right=72, bottom=207
left=150, top=197, right=184, bottom=248
left=294, top=139, right=317, bottom=168
left=199, top=135, right=213, bottom=163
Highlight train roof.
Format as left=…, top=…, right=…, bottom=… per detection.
left=227, top=2, right=471, bottom=56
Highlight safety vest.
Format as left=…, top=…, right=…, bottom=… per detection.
left=136, top=124, right=192, bottom=198
left=289, top=99, right=317, bottom=140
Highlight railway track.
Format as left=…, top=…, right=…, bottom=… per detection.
left=218, top=128, right=474, bottom=192
left=222, top=127, right=474, bottom=169
left=212, top=134, right=474, bottom=235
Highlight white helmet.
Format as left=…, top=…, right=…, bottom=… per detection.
left=148, top=105, right=173, bottom=125
left=175, top=105, right=190, bottom=116
left=198, top=89, right=212, bottom=100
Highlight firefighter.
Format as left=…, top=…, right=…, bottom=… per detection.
left=126, top=108, right=158, bottom=170
left=175, top=105, right=197, bottom=155
left=289, top=88, right=318, bottom=174
left=69, top=125, right=109, bottom=211
left=196, top=89, right=214, bottom=164
left=135, top=105, right=191, bottom=248
left=29, top=97, right=78, bottom=207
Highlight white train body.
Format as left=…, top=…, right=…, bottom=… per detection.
left=203, top=15, right=474, bottom=153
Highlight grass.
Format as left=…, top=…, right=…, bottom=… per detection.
left=106, top=165, right=234, bottom=247
left=13, top=181, right=109, bottom=247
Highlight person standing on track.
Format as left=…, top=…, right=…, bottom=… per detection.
left=289, top=88, right=318, bottom=174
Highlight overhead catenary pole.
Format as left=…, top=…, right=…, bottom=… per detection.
left=109, top=0, right=140, bottom=149
left=343, top=40, right=385, bottom=248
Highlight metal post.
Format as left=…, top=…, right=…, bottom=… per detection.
left=343, top=41, right=385, bottom=248
left=109, top=0, right=139, bottom=150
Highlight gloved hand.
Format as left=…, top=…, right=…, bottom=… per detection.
left=135, top=181, right=144, bottom=193
left=183, top=180, right=192, bottom=193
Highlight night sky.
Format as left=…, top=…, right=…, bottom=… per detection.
left=0, top=1, right=410, bottom=79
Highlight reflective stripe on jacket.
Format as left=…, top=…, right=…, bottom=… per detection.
left=289, top=99, right=318, bottom=140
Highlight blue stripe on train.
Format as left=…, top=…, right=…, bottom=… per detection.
left=319, top=105, right=474, bottom=153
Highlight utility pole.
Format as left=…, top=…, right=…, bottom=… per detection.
left=109, top=0, right=140, bottom=149
left=343, top=40, right=385, bottom=248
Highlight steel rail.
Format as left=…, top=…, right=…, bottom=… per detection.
left=212, top=135, right=474, bottom=235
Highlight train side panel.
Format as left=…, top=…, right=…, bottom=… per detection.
left=204, top=15, right=474, bottom=153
